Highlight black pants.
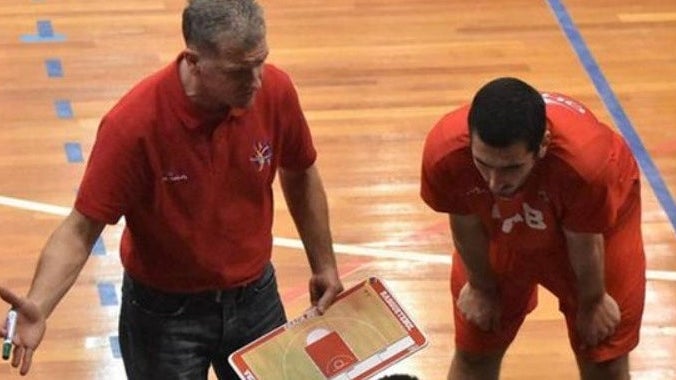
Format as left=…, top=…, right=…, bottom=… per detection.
left=119, top=263, right=287, bottom=380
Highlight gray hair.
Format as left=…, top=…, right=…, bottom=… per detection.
left=182, top=0, right=265, bottom=55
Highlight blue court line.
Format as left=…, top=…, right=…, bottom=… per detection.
left=97, top=282, right=118, bottom=306
left=64, top=142, right=83, bottom=163
left=92, top=237, right=107, bottom=256
left=20, top=20, right=66, bottom=43
left=37, top=20, right=53, bottom=37
left=54, top=99, right=73, bottom=118
left=109, top=336, right=121, bottom=359
left=547, top=0, right=676, bottom=230
left=45, top=58, right=63, bottom=77
left=20, top=34, right=66, bottom=43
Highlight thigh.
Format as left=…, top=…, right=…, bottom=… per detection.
left=212, top=264, right=288, bottom=379
left=119, top=274, right=220, bottom=380
left=547, top=203, right=645, bottom=362
left=561, top=256, right=644, bottom=361
left=451, top=251, right=538, bottom=354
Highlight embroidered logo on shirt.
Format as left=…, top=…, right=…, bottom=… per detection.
left=250, top=142, right=272, bottom=172
left=162, top=172, right=189, bottom=183
left=465, top=186, right=488, bottom=196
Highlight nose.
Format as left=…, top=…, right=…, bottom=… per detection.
left=485, top=169, right=507, bottom=193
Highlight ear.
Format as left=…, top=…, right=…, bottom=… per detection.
left=537, top=128, right=551, bottom=158
left=183, top=48, right=200, bottom=72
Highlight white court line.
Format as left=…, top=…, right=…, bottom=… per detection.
left=0, top=195, right=70, bottom=216
left=273, top=237, right=451, bottom=264
left=1, top=194, right=675, bottom=282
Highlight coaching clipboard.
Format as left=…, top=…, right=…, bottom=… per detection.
left=228, top=277, right=428, bottom=380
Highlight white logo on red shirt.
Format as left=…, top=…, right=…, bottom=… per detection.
left=250, top=142, right=272, bottom=172
left=496, top=202, right=547, bottom=233
left=465, top=186, right=488, bottom=196
left=542, top=93, right=586, bottom=114
left=162, top=172, right=188, bottom=183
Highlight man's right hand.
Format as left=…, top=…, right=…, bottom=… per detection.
left=0, top=286, right=46, bottom=375
left=456, top=282, right=501, bottom=332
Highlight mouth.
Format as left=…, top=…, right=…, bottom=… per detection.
left=493, top=188, right=516, bottom=198
left=231, top=90, right=257, bottom=108
left=241, top=89, right=257, bottom=102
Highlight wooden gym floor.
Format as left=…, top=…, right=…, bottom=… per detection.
left=0, top=0, right=674, bottom=378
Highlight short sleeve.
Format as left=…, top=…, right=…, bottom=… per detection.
left=74, top=116, right=148, bottom=224
left=561, top=166, right=620, bottom=233
left=421, top=146, right=474, bottom=215
left=276, top=72, right=316, bottom=170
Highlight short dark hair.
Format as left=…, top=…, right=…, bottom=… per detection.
left=468, top=77, right=546, bottom=153
left=377, top=375, right=420, bottom=380
left=182, top=0, right=265, bottom=55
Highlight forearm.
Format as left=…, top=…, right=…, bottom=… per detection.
left=27, top=210, right=103, bottom=317
left=564, top=229, right=606, bottom=306
left=29, top=235, right=90, bottom=318
left=280, top=165, right=337, bottom=273
left=449, top=214, right=496, bottom=291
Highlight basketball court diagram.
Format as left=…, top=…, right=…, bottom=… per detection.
left=229, top=277, right=428, bottom=380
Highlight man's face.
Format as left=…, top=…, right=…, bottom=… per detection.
left=470, top=132, right=539, bottom=198
left=195, top=38, right=269, bottom=110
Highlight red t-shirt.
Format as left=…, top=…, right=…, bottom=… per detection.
left=75, top=57, right=316, bottom=291
left=421, top=93, right=640, bottom=268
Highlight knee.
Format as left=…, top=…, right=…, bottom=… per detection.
left=579, top=355, right=629, bottom=380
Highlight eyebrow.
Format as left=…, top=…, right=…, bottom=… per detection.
left=244, top=51, right=268, bottom=65
left=241, top=50, right=269, bottom=66
left=474, top=157, right=525, bottom=170
left=221, top=50, right=269, bottom=70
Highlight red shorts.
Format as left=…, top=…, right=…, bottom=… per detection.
left=451, top=195, right=646, bottom=362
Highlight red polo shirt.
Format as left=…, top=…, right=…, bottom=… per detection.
left=75, top=57, right=316, bottom=291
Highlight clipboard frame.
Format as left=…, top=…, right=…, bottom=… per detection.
left=228, top=277, right=428, bottom=380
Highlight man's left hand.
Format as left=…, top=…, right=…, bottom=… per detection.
left=309, top=268, right=343, bottom=314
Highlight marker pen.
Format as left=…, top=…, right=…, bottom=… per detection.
left=2, top=309, right=17, bottom=360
